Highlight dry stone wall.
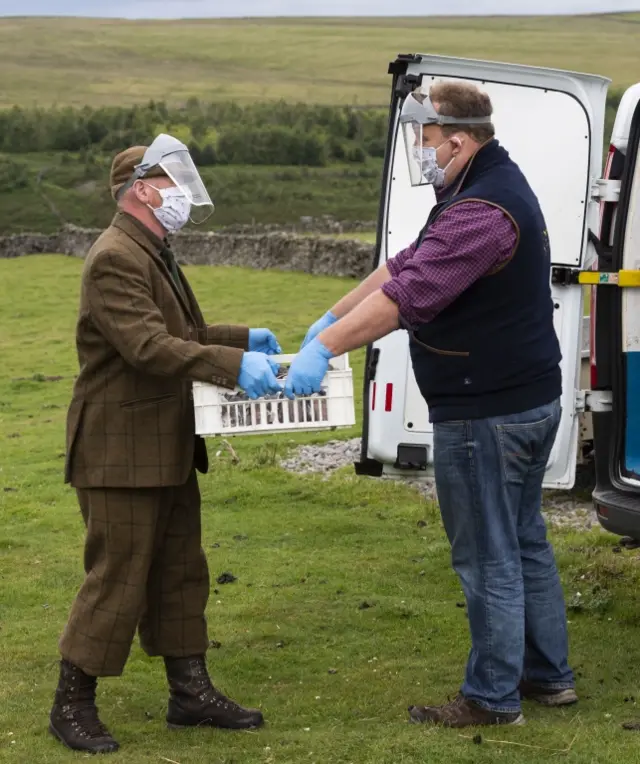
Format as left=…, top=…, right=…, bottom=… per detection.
left=218, top=216, right=377, bottom=235
left=0, top=224, right=377, bottom=281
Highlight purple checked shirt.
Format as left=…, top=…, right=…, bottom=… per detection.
left=381, top=202, right=518, bottom=330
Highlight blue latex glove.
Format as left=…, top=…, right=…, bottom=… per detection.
left=238, top=352, right=283, bottom=400
left=284, top=338, right=334, bottom=399
left=300, top=311, right=337, bottom=350
left=249, top=328, right=281, bottom=355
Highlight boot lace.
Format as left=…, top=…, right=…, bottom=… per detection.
left=58, top=680, right=111, bottom=741
left=195, top=679, right=244, bottom=713
left=70, top=703, right=112, bottom=740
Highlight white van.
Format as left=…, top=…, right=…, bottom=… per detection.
left=354, top=54, right=640, bottom=540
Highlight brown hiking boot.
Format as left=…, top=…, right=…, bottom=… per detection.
left=164, top=655, right=264, bottom=730
left=408, top=694, right=525, bottom=728
left=49, top=659, right=119, bottom=754
left=519, top=680, right=578, bottom=706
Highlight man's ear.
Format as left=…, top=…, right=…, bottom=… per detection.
left=132, top=180, right=151, bottom=204
left=450, top=135, right=463, bottom=155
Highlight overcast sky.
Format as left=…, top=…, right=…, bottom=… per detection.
left=2, top=0, right=639, bottom=18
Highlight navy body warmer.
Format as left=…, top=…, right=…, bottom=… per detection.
left=409, top=139, right=562, bottom=423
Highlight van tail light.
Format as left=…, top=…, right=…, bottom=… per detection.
left=385, top=383, right=393, bottom=412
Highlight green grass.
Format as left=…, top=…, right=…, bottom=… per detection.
left=2, top=255, right=640, bottom=763
left=301, top=231, right=378, bottom=244
left=330, top=232, right=378, bottom=244
left=1, top=14, right=640, bottom=108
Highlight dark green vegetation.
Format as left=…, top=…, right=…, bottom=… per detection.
left=0, top=100, right=386, bottom=233
left=1, top=153, right=384, bottom=234
left=0, top=89, right=624, bottom=234
left=0, top=100, right=387, bottom=162
left=2, top=256, right=640, bottom=762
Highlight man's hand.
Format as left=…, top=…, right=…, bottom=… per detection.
left=248, top=328, right=281, bottom=355
left=284, top=338, right=334, bottom=399
left=319, top=291, right=400, bottom=357
left=300, top=311, right=337, bottom=350
left=237, top=352, right=283, bottom=399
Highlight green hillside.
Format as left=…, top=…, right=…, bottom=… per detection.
left=0, top=14, right=636, bottom=234
left=1, top=14, right=639, bottom=108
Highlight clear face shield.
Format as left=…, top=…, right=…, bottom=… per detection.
left=399, top=89, right=493, bottom=188
left=401, top=119, right=429, bottom=187
left=119, top=133, right=215, bottom=224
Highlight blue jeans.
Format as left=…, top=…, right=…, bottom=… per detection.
left=433, top=398, right=574, bottom=713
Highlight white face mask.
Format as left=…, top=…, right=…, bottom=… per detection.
left=413, top=140, right=456, bottom=188
left=146, top=185, right=192, bottom=233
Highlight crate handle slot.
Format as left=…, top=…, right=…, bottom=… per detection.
left=269, top=353, right=348, bottom=372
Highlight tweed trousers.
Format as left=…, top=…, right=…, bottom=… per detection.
left=59, top=471, right=210, bottom=677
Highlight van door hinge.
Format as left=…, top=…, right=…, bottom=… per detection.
left=388, top=54, right=422, bottom=77
left=590, top=178, right=621, bottom=203
left=394, top=72, right=422, bottom=97
left=551, top=266, right=581, bottom=285
left=576, top=389, right=613, bottom=413
left=367, top=347, right=381, bottom=382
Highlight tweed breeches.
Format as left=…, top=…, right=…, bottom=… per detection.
left=59, top=471, right=209, bottom=677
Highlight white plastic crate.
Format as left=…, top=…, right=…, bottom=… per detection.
left=193, top=353, right=355, bottom=436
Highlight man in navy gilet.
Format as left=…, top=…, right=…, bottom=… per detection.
left=285, top=81, right=577, bottom=727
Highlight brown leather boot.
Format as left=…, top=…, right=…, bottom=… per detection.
left=164, top=655, right=264, bottom=730
left=49, top=659, right=119, bottom=753
left=408, top=693, right=525, bottom=728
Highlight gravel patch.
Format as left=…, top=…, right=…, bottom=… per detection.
left=280, top=438, right=601, bottom=532
left=280, top=438, right=362, bottom=476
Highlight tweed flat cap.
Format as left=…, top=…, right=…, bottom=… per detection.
left=110, top=145, right=167, bottom=200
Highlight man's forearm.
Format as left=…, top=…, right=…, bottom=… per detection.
left=330, top=264, right=391, bottom=318
left=191, top=324, right=249, bottom=350
left=319, top=289, right=400, bottom=356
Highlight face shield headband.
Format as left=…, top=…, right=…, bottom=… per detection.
left=399, top=91, right=493, bottom=187
left=116, top=133, right=215, bottom=224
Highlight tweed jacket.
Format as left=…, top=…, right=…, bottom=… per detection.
left=65, top=211, right=248, bottom=488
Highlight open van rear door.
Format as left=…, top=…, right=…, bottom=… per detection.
left=610, top=92, right=640, bottom=489
left=356, top=54, right=610, bottom=491
left=588, top=84, right=640, bottom=538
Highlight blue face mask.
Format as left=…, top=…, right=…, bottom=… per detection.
left=414, top=140, right=456, bottom=188
left=145, top=185, right=192, bottom=233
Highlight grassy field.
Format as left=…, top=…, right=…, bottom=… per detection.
left=1, top=14, right=640, bottom=108
left=1, top=255, right=640, bottom=763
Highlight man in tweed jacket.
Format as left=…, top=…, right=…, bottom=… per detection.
left=49, top=142, right=280, bottom=754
